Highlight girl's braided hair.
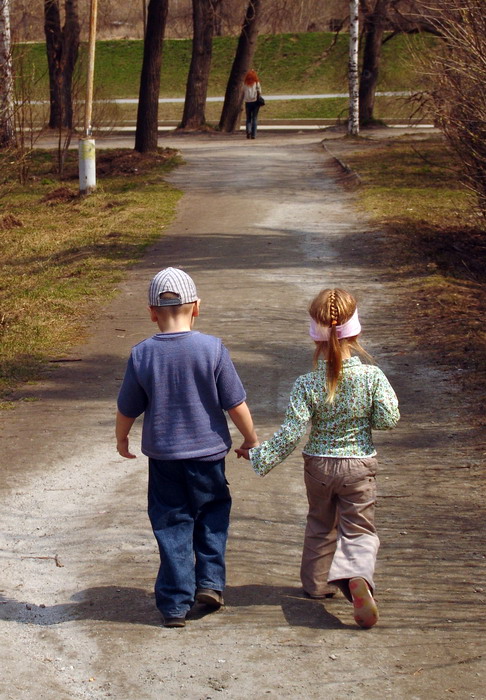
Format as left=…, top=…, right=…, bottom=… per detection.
left=309, top=288, right=371, bottom=403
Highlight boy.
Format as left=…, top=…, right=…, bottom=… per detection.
left=116, top=267, right=258, bottom=628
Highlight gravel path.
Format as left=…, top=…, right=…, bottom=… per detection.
left=1, top=131, right=484, bottom=699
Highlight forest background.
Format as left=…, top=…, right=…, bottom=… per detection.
left=12, top=0, right=353, bottom=40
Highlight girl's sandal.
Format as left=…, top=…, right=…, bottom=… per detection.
left=349, top=577, right=379, bottom=629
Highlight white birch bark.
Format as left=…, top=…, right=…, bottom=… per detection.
left=348, top=0, right=359, bottom=135
left=0, top=0, right=15, bottom=146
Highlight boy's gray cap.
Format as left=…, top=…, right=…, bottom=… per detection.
left=148, top=267, right=198, bottom=306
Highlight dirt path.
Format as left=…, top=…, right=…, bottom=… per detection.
left=1, top=132, right=485, bottom=700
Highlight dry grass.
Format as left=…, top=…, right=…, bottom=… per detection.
left=343, top=134, right=486, bottom=419
left=0, top=148, right=182, bottom=401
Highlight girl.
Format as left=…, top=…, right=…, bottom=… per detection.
left=243, top=69, right=263, bottom=139
left=236, top=288, right=399, bottom=628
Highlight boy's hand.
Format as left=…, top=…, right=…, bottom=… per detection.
left=235, top=439, right=259, bottom=460
left=117, top=438, right=137, bottom=459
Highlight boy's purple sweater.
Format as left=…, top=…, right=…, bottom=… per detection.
left=117, top=331, right=246, bottom=461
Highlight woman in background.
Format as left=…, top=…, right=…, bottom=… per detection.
left=243, top=70, right=263, bottom=139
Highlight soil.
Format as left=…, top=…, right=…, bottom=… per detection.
left=0, top=130, right=485, bottom=700
left=91, top=149, right=179, bottom=178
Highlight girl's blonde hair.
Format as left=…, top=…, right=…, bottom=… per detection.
left=309, top=288, right=372, bottom=403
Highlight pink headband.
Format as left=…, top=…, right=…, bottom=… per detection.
left=309, top=308, right=361, bottom=341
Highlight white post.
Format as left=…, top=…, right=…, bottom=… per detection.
left=79, top=0, right=98, bottom=193
left=78, top=137, right=96, bottom=193
left=348, top=0, right=359, bottom=136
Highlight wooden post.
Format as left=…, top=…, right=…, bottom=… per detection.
left=84, top=0, right=98, bottom=137
left=79, top=0, right=98, bottom=193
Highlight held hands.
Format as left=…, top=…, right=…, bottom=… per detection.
left=116, top=437, right=137, bottom=459
left=235, top=439, right=259, bottom=461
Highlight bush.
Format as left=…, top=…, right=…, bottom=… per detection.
left=423, top=0, right=486, bottom=214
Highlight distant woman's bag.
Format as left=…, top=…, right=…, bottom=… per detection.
left=256, top=91, right=265, bottom=106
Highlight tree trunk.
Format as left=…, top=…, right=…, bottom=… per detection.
left=44, top=0, right=80, bottom=130
left=358, top=0, right=389, bottom=125
left=218, top=0, right=261, bottom=133
left=135, top=0, right=168, bottom=153
left=44, top=0, right=62, bottom=128
left=62, top=0, right=80, bottom=128
left=0, top=0, right=15, bottom=147
left=348, top=0, right=359, bottom=135
left=213, top=0, right=223, bottom=36
left=180, top=0, right=215, bottom=130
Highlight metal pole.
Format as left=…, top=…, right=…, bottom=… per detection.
left=79, top=0, right=98, bottom=193
left=348, top=0, right=360, bottom=136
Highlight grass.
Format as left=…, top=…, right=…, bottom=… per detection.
left=14, top=32, right=436, bottom=121
left=113, top=94, right=420, bottom=127
left=0, top=149, right=182, bottom=401
left=342, top=135, right=486, bottom=404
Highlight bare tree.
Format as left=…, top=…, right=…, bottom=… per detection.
left=358, top=0, right=389, bottom=125
left=219, top=0, right=261, bottom=133
left=421, top=0, right=486, bottom=212
left=260, top=0, right=343, bottom=34
left=135, top=0, right=169, bottom=153
left=0, top=0, right=15, bottom=146
left=44, top=0, right=80, bottom=129
left=357, top=1, right=441, bottom=125
left=179, top=0, right=216, bottom=130
left=212, top=0, right=223, bottom=35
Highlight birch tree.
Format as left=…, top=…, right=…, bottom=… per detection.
left=0, top=0, right=15, bottom=147
left=348, top=0, right=359, bottom=135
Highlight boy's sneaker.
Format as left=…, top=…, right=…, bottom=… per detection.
left=163, top=616, right=186, bottom=628
left=349, top=577, right=379, bottom=629
left=195, top=588, right=224, bottom=609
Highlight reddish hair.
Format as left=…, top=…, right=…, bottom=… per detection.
left=244, top=70, right=259, bottom=86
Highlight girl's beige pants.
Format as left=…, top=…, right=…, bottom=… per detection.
left=300, top=455, right=380, bottom=600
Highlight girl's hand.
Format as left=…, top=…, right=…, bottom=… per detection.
left=235, top=447, right=250, bottom=460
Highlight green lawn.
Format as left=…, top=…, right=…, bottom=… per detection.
left=14, top=32, right=436, bottom=121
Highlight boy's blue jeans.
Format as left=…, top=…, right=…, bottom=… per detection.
left=148, top=457, right=231, bottom=619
